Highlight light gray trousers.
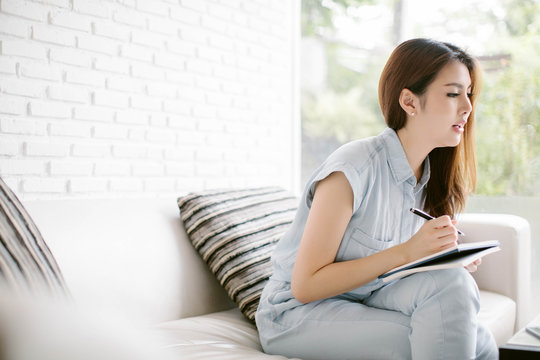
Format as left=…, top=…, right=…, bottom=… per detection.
left=256, top=268, right=498, bottom=360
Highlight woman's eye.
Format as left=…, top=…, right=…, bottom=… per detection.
left=447, top=93, right=459, bottom=97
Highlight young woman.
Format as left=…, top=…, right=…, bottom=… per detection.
left=255, top=38, right=498, bottom=360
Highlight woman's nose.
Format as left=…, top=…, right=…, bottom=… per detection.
left=462, top=94, right=472, bottom=115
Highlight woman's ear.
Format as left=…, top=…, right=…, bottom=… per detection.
left=399, top=88, right=417, bottom=117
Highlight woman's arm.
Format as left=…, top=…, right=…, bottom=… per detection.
left=291, top=171, right=459, bottom=304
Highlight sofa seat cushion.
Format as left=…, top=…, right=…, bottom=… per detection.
left=156, top=292, right=515, bottom=358
left=478, top=290, right=516, bottom=346
left=155, top=308, right=298, bottom=359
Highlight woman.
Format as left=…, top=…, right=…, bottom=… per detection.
left=255, top=38, right=498, bottom=359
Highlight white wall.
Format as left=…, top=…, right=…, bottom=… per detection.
left=0, top=0, right=300, bottom=199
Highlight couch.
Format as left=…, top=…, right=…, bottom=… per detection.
left=0, top=192, right=532, bottom=359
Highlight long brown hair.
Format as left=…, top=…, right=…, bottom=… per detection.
left=378, top=38, right=480, bottom=218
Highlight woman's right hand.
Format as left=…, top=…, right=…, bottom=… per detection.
left=402, top=216, right=459, bottom=263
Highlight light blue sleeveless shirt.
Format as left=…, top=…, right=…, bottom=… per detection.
left=270, top=127, right=430, bottom=299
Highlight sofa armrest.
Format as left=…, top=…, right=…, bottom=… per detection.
left=457, top=213, right=531, bottom=330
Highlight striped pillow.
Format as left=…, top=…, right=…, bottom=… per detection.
left=0, top=177, right=68, bottom=297
left=177, top=187, right=297, bottom=322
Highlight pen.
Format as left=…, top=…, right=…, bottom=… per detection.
left=409, top=207, right=465, bottom=236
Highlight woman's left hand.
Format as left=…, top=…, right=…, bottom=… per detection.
left=464, top=258, right=482, bottom=273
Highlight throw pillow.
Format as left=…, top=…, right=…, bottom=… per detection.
left=177, top=187, right=297, bottom=322
left=0, top=177, right=69, bottom=297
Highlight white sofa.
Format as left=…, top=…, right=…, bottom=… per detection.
left=6, top=197, right=531, bottom=359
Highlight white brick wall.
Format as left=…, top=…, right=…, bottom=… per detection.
left=0, top=0, right=300, bottom=199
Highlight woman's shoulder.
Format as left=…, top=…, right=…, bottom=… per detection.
left=327, top=130, right=387, bottom=169
left=304, top=130, right=390, bottom=213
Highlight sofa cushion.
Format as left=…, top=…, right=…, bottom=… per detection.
left=478, top=290, right=516, bottom=346
left=154, top=293, right=511, bottom=359
left=155, top=308, right=299, bottom=359
left=177, top=187, right=297, bottom=322
left=0, top=177, right=68, bottom=296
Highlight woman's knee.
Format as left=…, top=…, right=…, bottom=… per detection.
left=426, top=268, right=480, bottom=311
left=435, top=268, right=478, bottom=293
left=411, top=268, right=478, bottom=303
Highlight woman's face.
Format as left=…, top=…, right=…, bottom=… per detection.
left=416, top=60, right=473, bottom=148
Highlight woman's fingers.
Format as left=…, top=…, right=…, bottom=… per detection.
left=407, top=215, right=460, bottom=261
left=429, top=216, right=458, bottom=240
left=430, top=215, right=453, bottom=229
left=439, top=237, right=458, bottom=250
left=465, top=258, right=482, bottom=272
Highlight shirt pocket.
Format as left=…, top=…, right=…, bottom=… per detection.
left=338, top=227, right=393, bottom=261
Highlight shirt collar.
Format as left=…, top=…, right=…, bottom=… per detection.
left=417, top=157, right=430, bottom=190
left=382, top=127, right=430, bottom=188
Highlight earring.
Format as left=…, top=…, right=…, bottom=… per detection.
left=411, top=112, right=415, bottom=116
